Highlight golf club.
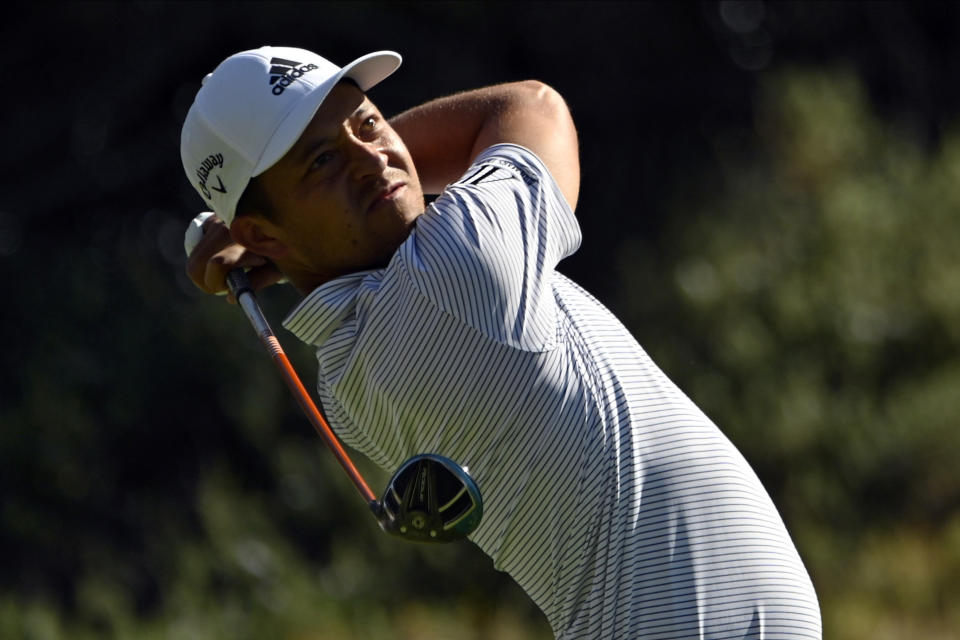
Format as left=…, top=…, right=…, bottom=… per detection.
left=185, top=215, right=482, bottom=543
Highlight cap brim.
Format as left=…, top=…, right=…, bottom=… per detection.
left=253, top=51, right=402, bottom=176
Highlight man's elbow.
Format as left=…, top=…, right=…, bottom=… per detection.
left=511, top=80, right=570, bottom=118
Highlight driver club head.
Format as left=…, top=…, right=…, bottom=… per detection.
left=373, top=454, right=483, bottom=543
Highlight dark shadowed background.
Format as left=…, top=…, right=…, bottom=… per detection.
left=2, top=2, right=959, bottom=638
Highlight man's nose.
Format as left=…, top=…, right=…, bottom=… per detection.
left=347, top=138, right=388, bottom=179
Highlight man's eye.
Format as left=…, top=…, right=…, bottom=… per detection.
left=359, top=116, right=379, bottom=136
left=310, top=151, right=334, bottom=170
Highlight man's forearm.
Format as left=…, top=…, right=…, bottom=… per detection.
left=389, top=81, right=552, bottom=194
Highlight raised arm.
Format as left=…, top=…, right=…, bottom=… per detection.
left=388, top=81, right=580, bottom=210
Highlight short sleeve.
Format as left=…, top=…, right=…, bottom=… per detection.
left=397, top=143, right=581, bottom=351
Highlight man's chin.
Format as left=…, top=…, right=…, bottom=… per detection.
left=399, top=181, right=427, bottom=215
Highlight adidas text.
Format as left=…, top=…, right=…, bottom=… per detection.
left=272, top=63, right=318, bottom=95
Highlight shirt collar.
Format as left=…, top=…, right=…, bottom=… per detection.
left=281, top=271, right=373, bottom=346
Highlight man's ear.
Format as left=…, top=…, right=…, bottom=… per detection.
left=229, top=216, right=289, bottom=260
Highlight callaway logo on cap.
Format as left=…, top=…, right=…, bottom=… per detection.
left=180, top=45, right=401, bottom=226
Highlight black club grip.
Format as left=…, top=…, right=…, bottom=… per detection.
left=226, top=269, right=253, bottom=298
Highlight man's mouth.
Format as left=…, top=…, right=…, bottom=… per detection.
left=368, top=182, right=405, bottom=212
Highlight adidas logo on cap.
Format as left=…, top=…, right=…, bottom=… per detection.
left=268, top=57, right=318, bottom=95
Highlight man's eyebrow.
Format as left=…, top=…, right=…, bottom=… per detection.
left=352, top=102, right=376, bottom=119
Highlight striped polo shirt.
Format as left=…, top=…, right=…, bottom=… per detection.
left=282, top=144, right=821, bottom=639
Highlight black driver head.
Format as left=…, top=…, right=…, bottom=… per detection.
left=373, top=454, right=483, bottom=543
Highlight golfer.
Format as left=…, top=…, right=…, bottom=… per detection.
left=182, top=46, right=821, bottom=639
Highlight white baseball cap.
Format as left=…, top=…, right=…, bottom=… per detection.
left=180, top=46, right=402, bottom=226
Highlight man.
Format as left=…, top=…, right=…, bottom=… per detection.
left=182, top=46, right=822, bottom=639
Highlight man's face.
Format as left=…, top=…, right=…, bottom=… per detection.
left=254, top=81, right=424, bottom=284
